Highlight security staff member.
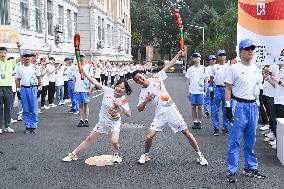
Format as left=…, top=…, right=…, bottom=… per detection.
left=225, top=39, right=266, bottom=183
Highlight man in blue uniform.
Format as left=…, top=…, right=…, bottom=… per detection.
left=225, top=39, right=266, bottom=182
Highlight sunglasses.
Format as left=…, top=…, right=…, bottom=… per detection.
left=218, top=53, right=226, bottom=56
left=243, top=46, right=256, bottom=51
left=23, top=55, right=31, bottom=58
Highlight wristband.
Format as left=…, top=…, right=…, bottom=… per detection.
left=38, top=86, right=42, bottom=90
left=17, top=88, right=20, bottom=92
left=278, top=81, right=282, bottom=85
left=118, top=105, right=124, bottom=111
left=209, top=87, right=213, bottom=91
left=225, top=101, right=231, bottom=107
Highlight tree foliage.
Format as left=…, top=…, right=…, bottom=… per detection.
left=131, top=0, right=237, bottom=62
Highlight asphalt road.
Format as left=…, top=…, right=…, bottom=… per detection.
left=0, top=73, right=283, bottom=189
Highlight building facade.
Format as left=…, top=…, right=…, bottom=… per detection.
left=0, top=0, right=132, bottom=61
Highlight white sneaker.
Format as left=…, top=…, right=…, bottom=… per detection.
left=112, top=154, right=122, bottom=164
left=196, top=152, right=208, bottom=166
left=49, top=103, right=57, bottom=108
left=68, top=104, right=72, bottom=107
left=64, top=99, right=69, bottom=103
left=269, top=140, right=276, bottom=146
left=264, top=134, right=275, bottom=142
left=38, top=109, right=42, bottom=114
left=259, top=124, right=269, bottom=131
left=62, top=153, right=78, bottom=162
left=11, top=119, right=17, bottom=124
left=42, top=105, right=50, bottom=110
left=17, top=114, right=23, bottom=121
left=272, top=145, right=277, bottom=149
left=265, top=132, right=273, bottom=138
left=0, top=129, right=2, bottom=134
left=3, top=127, right=15, bottom=133
left=138, top=153, right=150, bottom=164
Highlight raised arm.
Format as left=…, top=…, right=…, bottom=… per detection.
left=82, top=69, right=103, bottom=89
left=163, top=51, right=182, bottom=72
left=15, top=42, right=22, bottom=62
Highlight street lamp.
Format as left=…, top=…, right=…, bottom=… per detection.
left=188, top=24, right=205, bottom=65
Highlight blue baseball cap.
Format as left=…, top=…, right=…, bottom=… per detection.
left=217, top=50, right=226, bottom=56
left=67, top=56, right=74, bottom=60
left=80, top=52, right=85, bottom=57
left=239, top=39, right=256, bottom=49
left=22, top=50, right=32, bottom=56
left=208, top=55, right=216, bottom=60
left=192, top=52, right=201, bottom=58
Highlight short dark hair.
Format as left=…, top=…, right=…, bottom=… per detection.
left=114, top=78, right=132, bottom=95
left=131, top=70, right=142, bottom=80
left=7, top=57, right=14, bottom=60
left=49, top=57, right=55, bottom=61
left=0, top=47, right=7, bottom=51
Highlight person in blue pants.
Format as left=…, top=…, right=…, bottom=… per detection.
left=209, top=50, right=229, bottom=136
left=225, top=39, right=266, bottom=183
left=66, top=56, right=79, bottom=114
left=16, top=50, right=42, bottom=134
left=204, top=55, right=216, bottom=118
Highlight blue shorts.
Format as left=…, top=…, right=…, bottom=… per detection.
left=76, top=92, right=90, bottom=104
left=190, top=94, right=204, bottom=105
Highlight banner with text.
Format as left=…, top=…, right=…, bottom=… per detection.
left=0, top=25, right=19, bottom=44
left=237, top=0, right=284, bottom=65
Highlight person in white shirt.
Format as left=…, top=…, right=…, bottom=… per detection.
left=225, top=39, right=265, bottom=182
left=66, top=56, right=79, bottom=114
left=210, top=50, right=230, bottom=136
left=264, top=63, right=284, bottom=149
left=119, top=65, right=124, bottom=79
left=100, top=61, right=106, bottom=85
left=39, top=57, right=50, bottom=110
left=132, top=51, right=208, bottom=166
left=62, top=72, right=132, bottom=164
left=16, top=50, right=42, bottom=134
left=63, top=58, right=69, bottom=102
left=74, top=52, right=93, bottom=127
left=94, top=63, right=102, bottom=84
left=110, top=63, right=116, bottom=86
left=185, top=52, right=208, bottom=129
left=261, top=65, right=278, bottom=142
left=266, top=64, right=284, bottom=118
left=55, top=62, right=65, bottom=105
left=46, top=57, right=57, bottom=107
left=204, top=55, right=216, bottom=119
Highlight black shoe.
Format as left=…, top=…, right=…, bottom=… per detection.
left=196, top=122, right=202, bottom=129
left=30, top=129, right=38, bottom=134
left=243, top=168, right=266, bottom=179
left=77, top=120, right=84, bottom=127
left=213, top=129, right=219, bottom=136
left=192, top=122, right=198, bottom=129
left=222, top=128, right=229, bottom=135
left=84, top=120, right=89, bottom=127
left=227, top=173, right=237, bottom=183
left=68, top=110, right=75, bottom=114
left=205, top=112, right=210, bottom=119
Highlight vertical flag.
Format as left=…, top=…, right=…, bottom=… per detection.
left=237, top=0, right=284, bottom=65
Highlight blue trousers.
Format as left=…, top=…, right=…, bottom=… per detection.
left=227, top=101, right=259, bottom=173
left=20, top=87, right=38, bottom=129
left=68, top=81, right=78, bottom=111
left=56, top=85, right=64, bottom=102
left=212, top=87, right=228, bottom=129
left=204, top=86, right=213, bottom=114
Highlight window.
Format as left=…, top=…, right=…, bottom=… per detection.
left=67, top=9, right=72, bottom=39
left=98, top=16, right=101, bottom=41
left=0, top=0, right=10, bottom=25
left=20, top=0, right=29, bottom=29
left=47, top=0, right=53, bottom=35
left=125, top=15, right=127, bottom=30
left=58, top=5, right=64, bottom=34
left=102, top=18, right=105, bottom=41
left=74, top=13, right=78, bottom=33
left=34, top=0, right=42, bottom=33
left=107, top=24, right=110, bottom=46
left=120, top=0, right=122, bottom=18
